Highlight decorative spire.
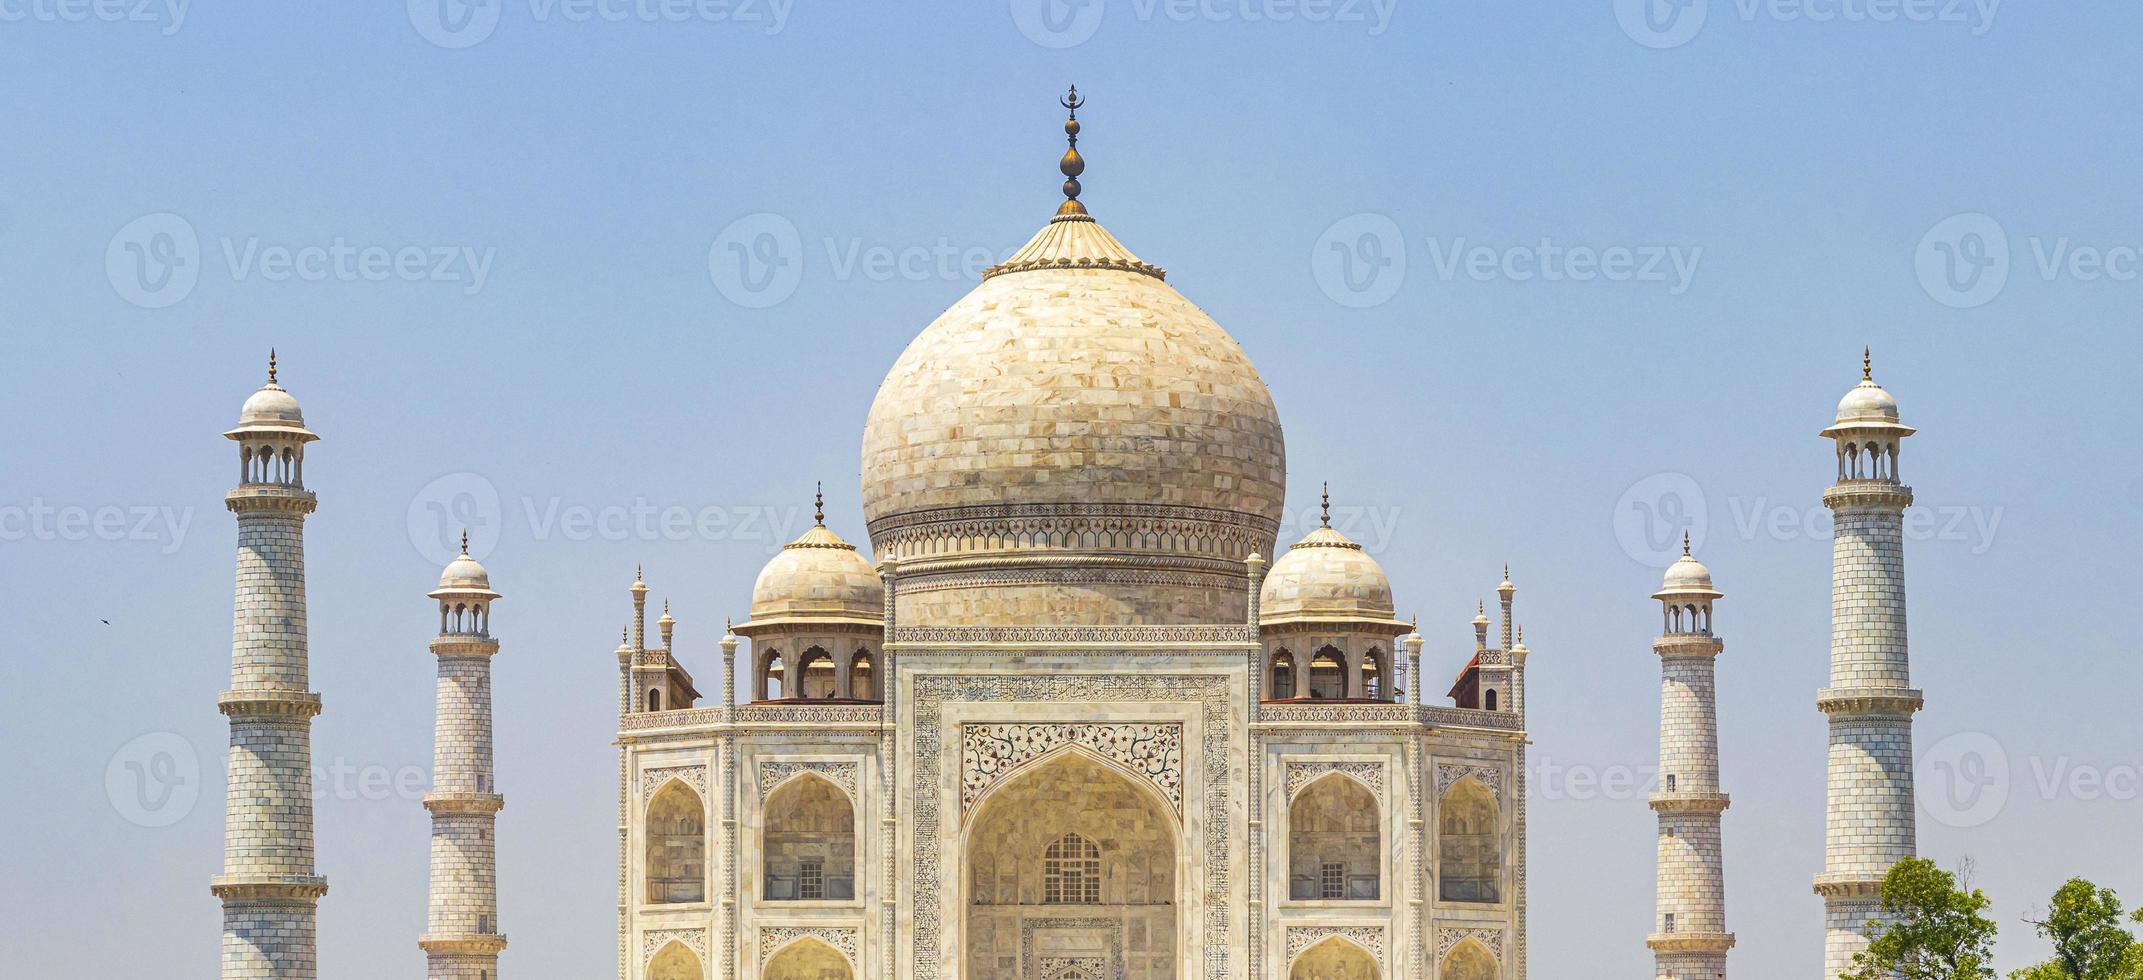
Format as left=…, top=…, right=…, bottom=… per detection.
left=1058, top=85, right=1087, bottom=216
left=267, top=348, right=278, bottom=385
left=814, top=481, right=825, bottom=527
left=1320, top=482, right=1332, bottom=528
left=1863, top=346, right=1873, bottom=381
left=460, top=528, right=470, bottom=556
left=1683, top=530, right=1692, bottom=556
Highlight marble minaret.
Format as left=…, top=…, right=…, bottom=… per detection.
left=1814, top=351, right=1922, bottom=977
left=213, top=352, right=328, bottom=979
left=421, top=534, right=507, bottom=978
left=1649, top=536, right=1734, bottom=979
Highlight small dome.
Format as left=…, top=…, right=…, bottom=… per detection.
left=429, top=543, right=500, bottom=599
left=749, top=524, right=883, bottom=623
left=1834, top=379, right=1899, bottom=425
left=1654, top=551, right=1722, bottom=599
left=225, top=354, right=318, bottom=441
left=438, top=553, right=492, bottom=591
left=1259, top=525, right=1402, bottom=625
left=240, top=383, right=304, bottom=428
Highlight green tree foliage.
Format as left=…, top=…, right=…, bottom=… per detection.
left=2009, top=878, right=2143, bottom=980
left=1841, top=858, right=2000, bottom=980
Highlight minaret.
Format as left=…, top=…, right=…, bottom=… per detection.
left=420, top=533, right=507, bottom=978
left=213, top=351, right=328, bottom=979
left=1649, top=534, right=1734, bottom=979
left=1815, top=350, right=1922, bottom=977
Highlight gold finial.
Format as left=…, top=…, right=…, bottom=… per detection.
left=267, top=348, right=278, bottom=385
left=1683, top=530, right=1692, bottom=556
left=1517, top=625, right=1526, bottom=644
left=1320, top=482, right=1332, bottom=528
left=814, top=481, right=825, bottom=527
left=1057, top=85, right=1087, bottom=215
left=460, top=529, right=469, bottom=556
left=1863, top=346, right=1873, bottom=381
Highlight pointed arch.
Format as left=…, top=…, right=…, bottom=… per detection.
left=795, top=646, right=837, bottom=700
left=646, top=780, right=706, bottom=904
left=1289, top=772, right=1381, bottom=900
left=761, top=935, right=853, bottom=979
left=1290, top=934, right=1382, bottom=979
left=1269, top=649, right=1297, bottom=699
left=962, top=751, right=1177, bottom=980
left=1308, top=646, right=1347, bottom=700
left=1441, top=938, right=1498, bottom=980
left=647, top=940, right=705, bottom=980
left=763, top=772, right=856, bottom=901
left=1438, top=777, right=1501, bottom=904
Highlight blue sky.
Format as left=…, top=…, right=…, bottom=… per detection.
left=3, top=1, right=2140, bottom=976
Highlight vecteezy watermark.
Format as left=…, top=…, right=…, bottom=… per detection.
left=406, top=470, right=835, bottom=565
left=407, top=0, right=792, bottom=48
left=1616, top=0, right=1999, bottom=49
left=0, top=0, right=189, bottom=34
left=1917, top=211, right=2143, bottom=309
left=1311, top=213, right=1702, bottom=307
left=1275, top=502, right=1402, bottom=553
left=106, top=213, right=497, bottom=309
left=106, top=732, right=201, bottom=828
left=1919, top=731, right=2009, bottom=829
left=1614, top=472, right=1709, bottom=568
left=1613, top=471, right=2005, bottom=567
left=0, top=498, right=193, bottom=555
left=1010, top=0, right=1395, bottom=48
left=707, top=212, right=1020, bottom=308
left=409, top=472, right=506, bottom=566
left=1311, top=213, right=1407, bottom=309
left=1920, top=731, right=2143, bottom=830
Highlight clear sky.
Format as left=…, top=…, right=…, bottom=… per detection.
left=3, top=1, right=2139, bottom=977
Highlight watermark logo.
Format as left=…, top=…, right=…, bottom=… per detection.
left=1312, top=213, right=1407, bottom=309
left=1616, top=0, right=1708, bottom=48
left=1012, top=0, right=1393, bottom=47
left=0, top=0, right=190, bottom=34
left=1620, top=0, right=1998, bottom=48
left=1313, top=215, right=1702, bottom=306
left=1919, top=730, right=2009, bottom=829
left=1614, top=472, right=1707, bottom=567
left=1916, top=212, right=2008, bottom=309
left=408, top=0, right=792, bottom=47
left=106, top=212, right=200, bottom=309
left=709, top=212, right=804, bottom=308
left=407, top=0, right=504, bottom=47
left=1009, top=0, right=1106, bottom=47
left=106, top=213, right=497, bottom=309
left=408, top=471, right=503, bottom=566
left=106, top=732, right=200, bottom=828
left=0, top=498, right=194, bottom=554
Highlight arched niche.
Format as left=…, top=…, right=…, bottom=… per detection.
left=646, top=781, right=706, bottom=904
left=762, top=774, right=856, bottom=901
left=1288, top=773, right=1381, bottom=901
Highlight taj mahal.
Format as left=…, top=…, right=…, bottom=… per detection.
left=205, top=91, right=1929, bottom=980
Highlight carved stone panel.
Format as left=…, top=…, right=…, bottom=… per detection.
left=961, top=723, right=1184, bottom=819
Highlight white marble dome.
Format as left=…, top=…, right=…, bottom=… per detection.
left=1656, top=551, right=1721, bottom=598
left=859, top=214, right=1287, bottom=531
left=1834, top=379, right=1900, bottom=425
left=750, top=524, right=883, bottom=622
left=240, top=384, right=305, bottom=428
left=437, top=553, right=493, bottom=592
left=1259, top=525, right=1400, bottom=624
left=857, top=204, right=1288, bottom=626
